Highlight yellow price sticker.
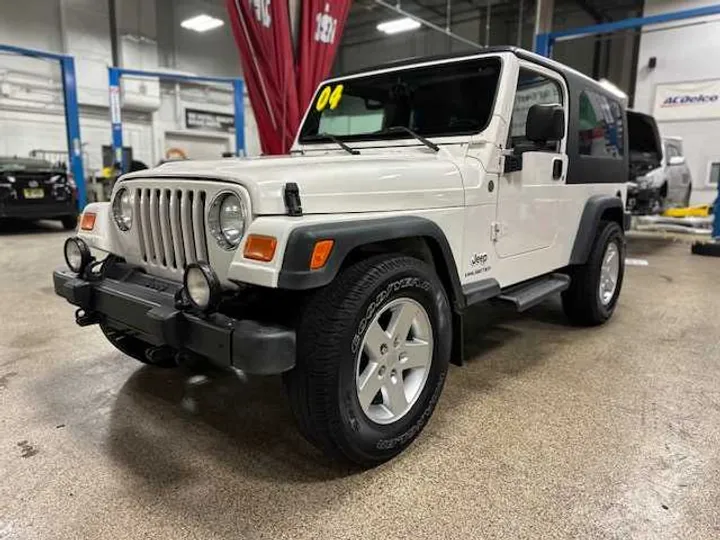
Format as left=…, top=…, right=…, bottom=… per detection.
left=316, top=84, right=344, bottom=112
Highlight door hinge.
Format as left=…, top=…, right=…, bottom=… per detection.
left=491, top=221, right=502, bottom=242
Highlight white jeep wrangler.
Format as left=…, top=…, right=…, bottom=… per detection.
left=55, top=47, right=630, bottom=467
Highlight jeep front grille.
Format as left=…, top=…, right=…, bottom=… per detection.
left=135, top=188, right=208, bottom=269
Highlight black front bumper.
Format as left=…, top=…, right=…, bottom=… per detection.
left=53, top=267, right=296, bottom=374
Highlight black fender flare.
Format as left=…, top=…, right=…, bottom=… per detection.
left=278, top=216, right=463, bottom=309
left=570, top=195, right=626, bottom=265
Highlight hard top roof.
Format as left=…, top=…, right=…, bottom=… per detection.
left=337, top=46, right=603, bottom=92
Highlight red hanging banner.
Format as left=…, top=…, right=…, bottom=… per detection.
left=226, top=0, right=351, bottom=153
left=297, top=1, right=353, bottom=112
left=226, top=0, right=301, bottom=154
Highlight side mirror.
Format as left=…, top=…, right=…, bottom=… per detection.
left=526, top=103, right=565, bottom=144
left=668, top=155, right=685, bottom=166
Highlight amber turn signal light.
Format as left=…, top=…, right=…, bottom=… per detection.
left=310, top=240, right=334, bottom=270
left=80, top=213, right=96, bottom=231
left=244, top=235, right=277, bottom=262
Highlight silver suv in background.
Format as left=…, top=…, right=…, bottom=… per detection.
left=628, top=133, right=693, bottom=214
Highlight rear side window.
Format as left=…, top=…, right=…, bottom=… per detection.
left=578, top=91, right=624, bottom=158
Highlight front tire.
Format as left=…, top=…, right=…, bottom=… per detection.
left=562, top=220, right=625, bottom=326
left=284, top=255, right=452, bottom=467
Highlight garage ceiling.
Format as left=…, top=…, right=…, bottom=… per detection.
left=343, top=0, right=644, bottom=47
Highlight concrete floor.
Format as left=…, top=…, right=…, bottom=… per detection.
left=1, top=220, right=719, bottom=540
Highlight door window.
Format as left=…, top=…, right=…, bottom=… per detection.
left=509, top=69, right=564, bottom=152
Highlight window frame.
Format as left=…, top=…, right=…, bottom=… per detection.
left=297, top=55, right=505, bottom=145
left=511, top=60, right=569, bottom=155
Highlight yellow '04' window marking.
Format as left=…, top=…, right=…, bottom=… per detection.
left=316, top=84, right=344, bottom=112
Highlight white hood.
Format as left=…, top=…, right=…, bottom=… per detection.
left=124, top=152, right=465, bottom=215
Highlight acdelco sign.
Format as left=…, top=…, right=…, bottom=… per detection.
left=654, top=80, right=720, bottom=120
left=661, top=94, right=720, bottom=107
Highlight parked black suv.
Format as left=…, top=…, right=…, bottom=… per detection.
left=0, top=157, right=78, bottom=229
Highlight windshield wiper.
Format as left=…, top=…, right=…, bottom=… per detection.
left=307, top=133, right=360, bottom=155
left=381, top=126, right=440, bottom=152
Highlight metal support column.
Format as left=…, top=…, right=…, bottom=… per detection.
left=533, top=0, right=554, bottom=52
left=60, top=56, right=86, bottom=208
left=517, top=0, right=524, bottom=47
left=108, top=67, right=124, bottom=172
left=485, top=0, right=492, bottom=47
left=233, top=79, right=246, bottom=157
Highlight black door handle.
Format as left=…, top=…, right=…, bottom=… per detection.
left=552, top=159, right=563, bottom=180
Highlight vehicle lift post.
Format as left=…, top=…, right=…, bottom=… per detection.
left=0, top=44, right=87, bottom=208
left=108, top=67, right=246, bottom=173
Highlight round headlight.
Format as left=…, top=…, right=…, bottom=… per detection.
left=183, top=262, right=221, bottom=311
left=112, top=188, right=133, bottom=231
left=209, top=193, right=247, bottom=249
left=64, top=237, right=92, bottom=274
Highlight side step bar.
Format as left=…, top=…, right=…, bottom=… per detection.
left=496, top=273, right=570, bottom=312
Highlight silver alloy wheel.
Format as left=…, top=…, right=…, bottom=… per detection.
left=599, top=241, right=620, bottom=305
left=355, top=298, right=433, bottom=425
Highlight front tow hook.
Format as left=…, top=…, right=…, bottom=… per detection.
left=75, top=308, right=100, bottom=327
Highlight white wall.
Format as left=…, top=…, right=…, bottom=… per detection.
left=634, top=0, right=720, bottom=203
left=0, top=0, right=258, bottom=185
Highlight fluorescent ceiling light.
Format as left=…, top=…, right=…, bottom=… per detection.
left=181, top=14, right=224, bottom=33
left=377, top=17, right=421, bottom=35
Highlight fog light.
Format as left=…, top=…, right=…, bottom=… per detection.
left=183, top=262, right=220, bottom=312
left=64, top=237, right=92, bottom=274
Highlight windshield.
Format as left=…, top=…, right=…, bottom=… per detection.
left=298, top=56, right=502, bottom=144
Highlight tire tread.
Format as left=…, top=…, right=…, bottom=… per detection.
left=284, top=255, right=446, bottom=465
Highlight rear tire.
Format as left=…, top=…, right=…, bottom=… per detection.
left=283, top=255, right=452, bottom=467
left=562, top=221, right=625, bottom=326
